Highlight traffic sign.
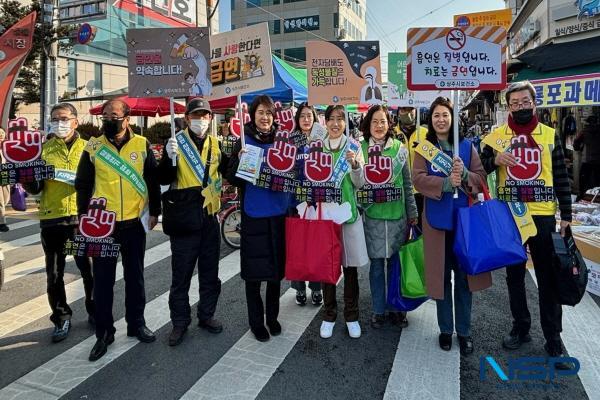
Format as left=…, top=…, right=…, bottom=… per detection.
left=407, top=26, right=507, bottom=91
left=77, top=23, right=95, bottom=45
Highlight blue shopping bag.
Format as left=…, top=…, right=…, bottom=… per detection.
left=387, top=253, right=428, bottom=312
left=453, top=196, right=527, bottom=275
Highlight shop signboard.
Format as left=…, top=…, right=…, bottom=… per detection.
left=454, top=8, right=512, bottom=29
left=530, top=72, right=600, bottom=108
left=407, top=26, right=507, bottom=91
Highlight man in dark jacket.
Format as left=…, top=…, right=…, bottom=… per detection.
left=574, top=115, right=600, bottom=198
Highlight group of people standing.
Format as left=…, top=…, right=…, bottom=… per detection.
left=8, top=79, right=572, bottom=369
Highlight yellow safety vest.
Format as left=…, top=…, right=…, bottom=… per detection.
left=85, top=134, right=148, bottom=221
left=39, top=136, right=86, bottom=219
left=395, top=125, right=427, bottom=193
left=493, top=123, right=556, bottom=216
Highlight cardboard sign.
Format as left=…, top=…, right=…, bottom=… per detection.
left=307, top=41, right=383, bottom=105
left=407, top=26, right=507, bottom=91
left=209, top=23, right=274, bottom=100
left=127, top=27, right=211, bottom=98
left=65, top=198, right=120, bottom=258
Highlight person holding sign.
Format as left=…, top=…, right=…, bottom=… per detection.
left=75, top=99, right=161, bottom=361
left=158, top=99, right=228, bottom=346
left=22, top=103, right=94, bottom=343
left=289, top=103, right=323, bottom=307
left=360, top=105, right=418, bottom=329
left=480, top=82, right=573, bottom=365
left=226, top=95, right=293, bottom=343
left=319, top=105, right=368, bottom=340
left=412, top=97, right=490, bottom=356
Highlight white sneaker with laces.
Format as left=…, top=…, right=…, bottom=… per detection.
left=346, top=321, right=361, bottom=338
left=320, top=321, right=335, bottom=339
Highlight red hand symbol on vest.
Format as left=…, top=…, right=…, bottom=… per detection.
left=365, top=145, right=392, bottom=185
left=1, top=118, right=42, bottom=163
left=507, top=134, right=542, bottom=181
left=304, top=140, right=333, bottom=182
left=266, top=131, right=297, bottom=172
left=79, top=198, right=116, bottom=239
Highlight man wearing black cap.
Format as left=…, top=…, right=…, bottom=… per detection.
left=158, top=98, right=229, bottom=346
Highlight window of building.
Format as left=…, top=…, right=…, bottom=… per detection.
left=333, top=12, right=339, bottom=28
left=94, top=63, right=103, bottom=92
left=247, top=0, right=281, bottom=6
left=284, top=47, right=306, bottom=62
left=283, top=0, right=305, bottom=3
left=269, top=20, right=281, bottom=34
left=67, top=59, right=77, bottom=91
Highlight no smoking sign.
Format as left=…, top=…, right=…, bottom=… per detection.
left=445, top=28, right=466, bottom=50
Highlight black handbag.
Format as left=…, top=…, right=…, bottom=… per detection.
left=161, top=139, right=212, bottom=236
left=551, top=226, right=589, bottom=306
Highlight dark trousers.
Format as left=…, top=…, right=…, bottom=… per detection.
left=414, top=193, right=424, bottom=229
left=245, top=280, right=280, bottom=329
left=291, top=281, right=321, bottom=292
left=322, top=267, right=359, bottom=322
left=169, top=216, right=221, bottom=327
left=41, top=225, right=94, bottom=325
left=92, top=221, right=146, bottom=339
left=579, top=162, right=600, bottom=198
left=506, top=215, right=563, bottom=343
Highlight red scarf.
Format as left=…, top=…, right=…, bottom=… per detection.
left=508, top=114, right=539, bottom=147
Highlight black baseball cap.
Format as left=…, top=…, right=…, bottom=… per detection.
left=186, top=98, right=212, bottom=115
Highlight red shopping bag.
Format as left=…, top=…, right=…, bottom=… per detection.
left=285, top=204, right=342, bottom=284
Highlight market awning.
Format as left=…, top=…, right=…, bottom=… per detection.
left=517, top=36, right=600, bottom=72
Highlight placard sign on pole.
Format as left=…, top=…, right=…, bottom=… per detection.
left=306, top=41, right=383, bottom=106
left=406, top=26, right=507, bottom=91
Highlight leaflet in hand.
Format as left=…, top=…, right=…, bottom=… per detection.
left=235, top=144, right=263, bottom=184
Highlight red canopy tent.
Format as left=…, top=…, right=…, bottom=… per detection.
left=89, top=96, right=186, bottom=116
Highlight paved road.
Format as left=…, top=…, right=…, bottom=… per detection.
left=0, top=216, right=598, bottom=400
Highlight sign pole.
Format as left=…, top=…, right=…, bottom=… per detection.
left=238, top=94, right=245, bottom=148
left=169, top=97, right=177, bottom=167
left=453, top=89, right=460, bottom=198
left=344, top=105, right=350, bottom=137
left=416, top=105, right=421, bottom=136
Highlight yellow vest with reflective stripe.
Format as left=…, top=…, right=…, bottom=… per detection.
left=495, top=123, right=556, bottom=216
left=39, top=136, right=86, bottom=219
left=175, top=130, right=221, bottom=190
left=395, top=125, right=427, bottom=193
left=85, top=134, right=148, bottom=221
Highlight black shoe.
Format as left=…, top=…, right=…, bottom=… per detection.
left=502, top=328, right=532, bottom=350
left=88, top=333, right=114, bottom=362
left=295, top=290, right=307, bottom=306
left=0, top=224, right=9, bottom=232
left=544, top=341, right=575, bottom=370
left=439, top=333, right=452, bottom=351
left=458, top=335, right=474, bottom=356
left=168, top=326, right=187, bottom=346
left=267, top=320, right=282, bottom=336
left=251, top=326, right=270, bottom=342
left=127, top=325, right=156, bottom=343
left=370, top=314, right=385, bottom=329
left=311, top=290, right=323, bottom=306
left=52, top=320, right=71, bottom=343
left=198, top=318, right=223, bottom=334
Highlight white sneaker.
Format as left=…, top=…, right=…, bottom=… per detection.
left=320, top=321, right=335, bottom=339
left=346, top=321, right=361, bottom=338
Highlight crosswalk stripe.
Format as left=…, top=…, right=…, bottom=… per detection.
left=0, top=251, right=240, bottom=400
left=383, top=301, right=460, bottom=400
left=3, top=256, right=73, bottom=284
left=527, top=269, right=600, bottom=400
left=180, top=288, right=321, bottom=400
left=0, top=234, right=40, bottom=252
left=0, top=241, right=172, bottom=339
left=5, top=220, right=38, bottom=231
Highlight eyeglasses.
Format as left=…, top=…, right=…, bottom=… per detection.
left=50, top=117, right=76, bottom=123
left=100, top=116, right=126, bottom=121
left=509, top=100, right=533, bottom=111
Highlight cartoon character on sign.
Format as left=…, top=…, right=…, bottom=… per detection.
left=304, top=140, right=333, bottom=182
left=79, top=198, right=116, bottom=239
left=241, top=54, right=264, bottom=79
left=274, top=101, right=296, bottom=133
left=172, top=34, right=212, bottom=96
left=507, top=135, right=542, bottom=181
left=360, top=66, right=384, bottom=105
left=266, top=131, right=297, bottom=172
left=1, top=118, right=42, bottom=163
left=364, top=145, right=392, bottom=185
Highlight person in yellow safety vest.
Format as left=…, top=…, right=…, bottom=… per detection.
left=23, top=103, right=94, bottom=342
left=394, top=107, right=428, bottom=224
left=75, top=99, right=161, bottom=362
left=480, top=81, right=574, bottom=370
left=158, top=98, right=230, bottom=346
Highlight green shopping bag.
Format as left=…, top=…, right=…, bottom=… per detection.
left=400, top=226, right=427, bottom=298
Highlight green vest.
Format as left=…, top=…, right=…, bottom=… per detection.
left=361, top=139, right=406, bottom=220
left=39, top=136, right=87, bottom=220
left=325, top=145, right=359, bottom=224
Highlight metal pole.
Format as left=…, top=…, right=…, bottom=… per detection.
left=453, top=90, right=460, bottom=198
left=344, top=105, right=350, bottom=137
left=238, top=94, right=245, bottom=148
left=169, top=97, right=177, bottom=166
left=416, top=105, right=421, bottom=136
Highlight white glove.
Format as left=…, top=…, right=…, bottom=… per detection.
left=166, top=138, right=179, bottom=159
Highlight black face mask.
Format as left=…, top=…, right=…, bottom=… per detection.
left=103, top=119, right=124, bottom=139
left=512, top=108, right=534, bottom=125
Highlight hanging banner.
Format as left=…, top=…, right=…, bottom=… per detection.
left=307, top=41, right=383, bottom=106
left=127, top=27, right=211, bottom=98
left=530, top=73, right=600, bottom=108
left=209, top=23, right=274, bottom=100
left=0, top=12, right=36, bottom=130
left=407, top=26, right=507, bottom=91
left=0, top=117, right=55, bottom=186
left=453, top=9, right=512, bottom=29
left=113, top=0, right=197, bottom=27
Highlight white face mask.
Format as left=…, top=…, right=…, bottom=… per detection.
left=189, top=119, right=210, bottom=136
left=52, top=121, right=73, bottom=138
